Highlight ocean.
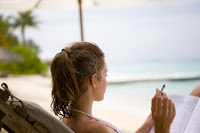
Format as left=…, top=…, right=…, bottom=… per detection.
left=101, top=61, right=200, bottom=116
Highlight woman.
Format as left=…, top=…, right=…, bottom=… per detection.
left=50, top=42, right=176, bottom=133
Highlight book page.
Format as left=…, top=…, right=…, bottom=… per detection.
left=149, top=94, right=199, bottom=133
left=184, top=98, right=200, bottom=133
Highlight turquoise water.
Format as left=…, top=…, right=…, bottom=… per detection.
left=107, top=61, right=200, bottom=76
left=102, top=61, right=200, bottom=115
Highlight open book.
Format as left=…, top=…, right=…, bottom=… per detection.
left=149, top=94, right=200, bottom=133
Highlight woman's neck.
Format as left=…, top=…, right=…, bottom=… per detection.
left=73, top=92, right=93, bottom=115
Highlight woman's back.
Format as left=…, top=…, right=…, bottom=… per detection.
left=62, top=116, right=117, bottom=133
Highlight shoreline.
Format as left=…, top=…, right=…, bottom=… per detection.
left=107, top=74, right=200, bottom=84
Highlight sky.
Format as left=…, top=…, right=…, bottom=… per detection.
left=1, top=1, right=200, bottom=63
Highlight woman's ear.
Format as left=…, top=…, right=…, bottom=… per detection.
left=91, top=74, right=98, bottom=88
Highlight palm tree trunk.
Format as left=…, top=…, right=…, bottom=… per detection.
left=21, top=26, right=26, bottom=45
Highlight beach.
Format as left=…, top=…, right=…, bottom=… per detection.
left=0, top=74, right=148, bottom=133
left=1, top=62, right=199, bottom=133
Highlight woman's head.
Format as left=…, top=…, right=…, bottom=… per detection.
left=51, top=42, right=105, bottom=117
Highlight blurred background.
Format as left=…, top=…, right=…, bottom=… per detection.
left=0, top=0, right=200, bottom=132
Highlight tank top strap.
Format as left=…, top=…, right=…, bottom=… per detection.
left=70, top=109, right=94, bottom=118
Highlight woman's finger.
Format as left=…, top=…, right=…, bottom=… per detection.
left=156, top=88, right=162, bottom=112
left=172, top=102, right=176, bottom=117
left=151, top=96, right=156, bottom=114
left=168, top=100, right=176, bottom=123
left=168, top=99, right=172, bottom=113
left=162, top=92, right=169, bottom=115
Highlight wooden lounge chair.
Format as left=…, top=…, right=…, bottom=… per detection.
left=0, top=83, right=74, bottom=133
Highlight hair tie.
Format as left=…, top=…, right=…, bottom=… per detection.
left=62, top=49, right=70, bottom=57
left=62, top=49, right=68, bottom=53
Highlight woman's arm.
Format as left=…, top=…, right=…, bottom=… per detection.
left=190, top=84, right=200, bottom=97
left=135, top=114, right=153, bottom=133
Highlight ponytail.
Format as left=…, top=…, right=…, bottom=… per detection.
left=51, top=50, right=79, bottom=117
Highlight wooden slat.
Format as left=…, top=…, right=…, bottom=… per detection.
left=0, top=110, right=6, bottom=131
left=12, top=104, right=28, bottom=118
left=0, top=100, right=40, bottom=133
left=0, top=121, right=3, bottom=132
left=0, top=89, right=9, bottom=101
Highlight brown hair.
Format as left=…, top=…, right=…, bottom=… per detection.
left=51, top=42, right=104, bottom=118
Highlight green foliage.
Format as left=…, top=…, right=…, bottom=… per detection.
left=0, top=45, right=47, bottom=75
left=0, top=15, right=19, bottom=48
left=0, top=11, right=47, bottom=75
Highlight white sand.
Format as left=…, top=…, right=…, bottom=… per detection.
left=0, top=75, right=148, bottom=133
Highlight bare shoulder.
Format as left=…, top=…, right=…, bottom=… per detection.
left=84, top=120, right=115, bottom=133
left=190, top=84, right=200, bottom=97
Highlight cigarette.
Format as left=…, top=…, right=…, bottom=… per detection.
left=161, top=84, right=165, bottom=92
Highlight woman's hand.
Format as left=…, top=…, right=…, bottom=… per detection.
left=151, top=89, right=176, bottom=133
